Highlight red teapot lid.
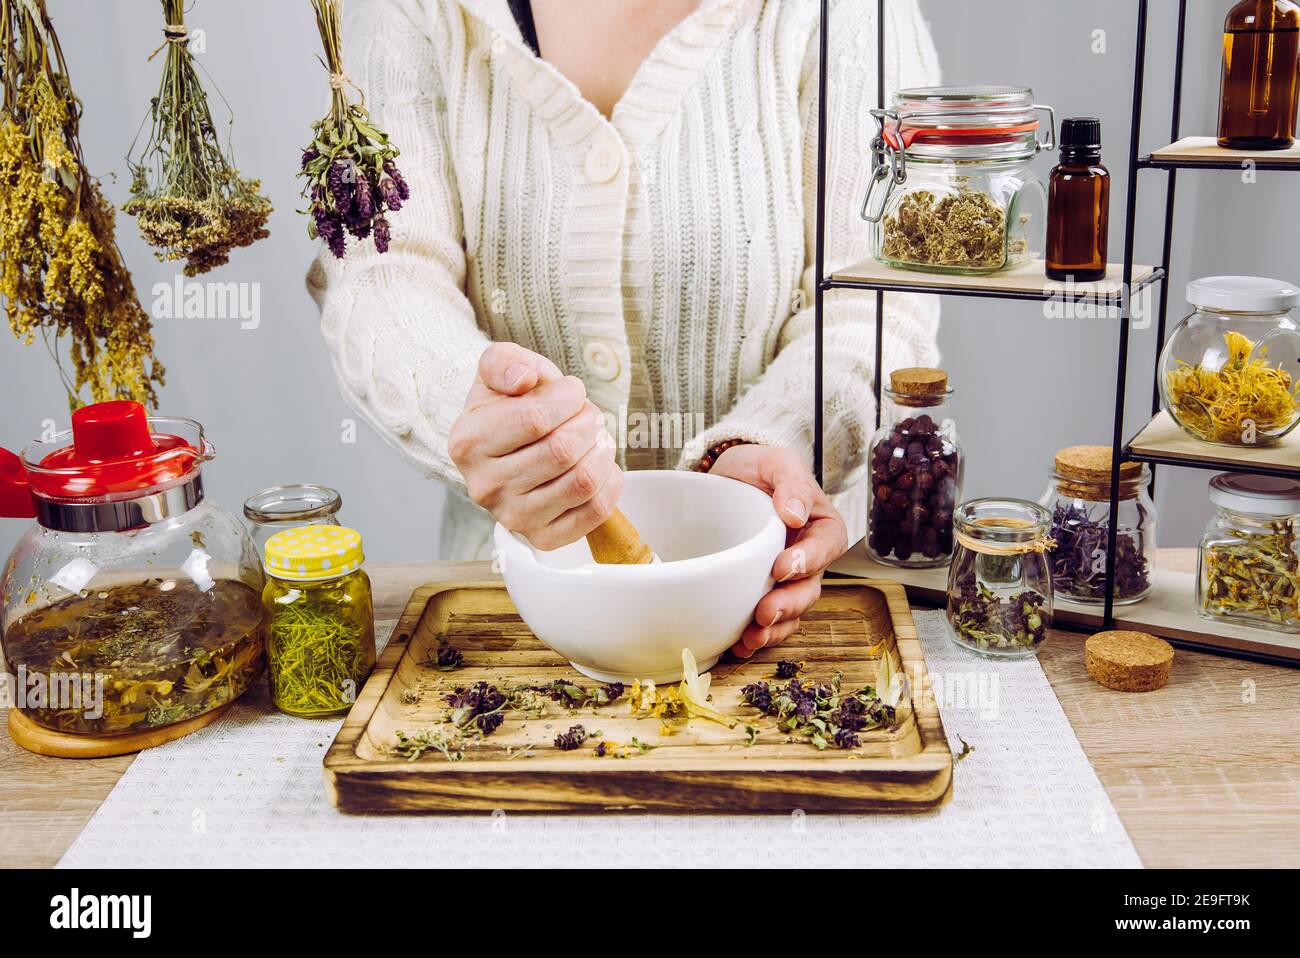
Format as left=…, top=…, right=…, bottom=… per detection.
left=0, top=401, right=212, bottom=517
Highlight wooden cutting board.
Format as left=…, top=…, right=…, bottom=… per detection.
left=324, top=579, right=953, bottom=813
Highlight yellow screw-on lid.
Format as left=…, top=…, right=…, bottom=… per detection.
left=264, top=525, right=364, bottom=582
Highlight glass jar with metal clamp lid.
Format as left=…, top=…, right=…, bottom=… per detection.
left=862, top=86, right=1056, bottom=275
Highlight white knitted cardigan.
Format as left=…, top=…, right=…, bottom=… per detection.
left=308, top=0, right=943, bottom=559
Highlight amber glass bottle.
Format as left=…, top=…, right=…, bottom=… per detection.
left=1046, top=118, right=1110, bottom=283
left=1218, top=0, right=1300, bottom=150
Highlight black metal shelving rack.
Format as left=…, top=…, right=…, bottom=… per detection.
left=813, top=0, right=1300, bottom=667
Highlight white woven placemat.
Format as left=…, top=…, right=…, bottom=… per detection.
left=58, top=611, right=1141, bottom=868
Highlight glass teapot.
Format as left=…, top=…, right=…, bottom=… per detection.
left=0, top=401, right=265, bottom=736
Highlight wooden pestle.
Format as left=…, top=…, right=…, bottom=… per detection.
left=586, top=508, right=655, bottom=564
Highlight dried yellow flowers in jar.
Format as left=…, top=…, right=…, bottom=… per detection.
left=1158, top=278, right=1300, bottom=446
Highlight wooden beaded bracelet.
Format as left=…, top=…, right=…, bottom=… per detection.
left=692, top=438, right=751, bottom=473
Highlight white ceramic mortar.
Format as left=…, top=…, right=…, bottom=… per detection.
left=494, top=470, right=787, bottom=683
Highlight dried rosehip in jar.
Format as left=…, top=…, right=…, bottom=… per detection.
left=866, top=368, right=964, bottom=568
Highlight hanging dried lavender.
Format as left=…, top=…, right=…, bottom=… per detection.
left=0, top=0, right=163, bottom=407
left=124, top=0, right=272, bottom=276
left=300, top=0, right=409, bottom=258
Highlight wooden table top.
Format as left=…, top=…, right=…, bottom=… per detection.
left=2, top=552, right=1297, bottom=868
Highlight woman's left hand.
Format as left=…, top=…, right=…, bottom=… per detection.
left=707, top=444, right=849, bottom=659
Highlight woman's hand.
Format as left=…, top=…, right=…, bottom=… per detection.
left=707, top=445, right=849, bottom=658
left=449, top=343, right=621, bottom=550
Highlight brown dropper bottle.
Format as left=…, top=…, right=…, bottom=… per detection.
left=1218, top=0, right=1300, bottom=150
left=1046, top=117, right=1110, bottom=284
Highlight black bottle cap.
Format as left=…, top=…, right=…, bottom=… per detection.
left=1060, top=117, right=1102, bottom=156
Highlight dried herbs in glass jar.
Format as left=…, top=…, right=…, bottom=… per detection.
left=263, top=526, right=376, bottom=716
left=862, top=86, right=1053, bottom=276
left=866, top=367, right=962, bottom=568
left=1041, top=445, right=1155, bottom=605
left=1198, top=474, right=1300, bottom=633
left=946, top=498, right=1054, bottom=658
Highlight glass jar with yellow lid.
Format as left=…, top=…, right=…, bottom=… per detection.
left=262, top=526, right=375, bottom=716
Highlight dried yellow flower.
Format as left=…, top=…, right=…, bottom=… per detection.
left=0, top=3, right=163, bottom=407
left=1165, top=330, right=1299, bottom=445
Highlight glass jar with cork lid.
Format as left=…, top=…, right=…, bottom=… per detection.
left=866, top=367, right=963, bottom=568
left=1041, top=445, right=1156, bottom=606
left=861, top=85, right=1056, bottom=275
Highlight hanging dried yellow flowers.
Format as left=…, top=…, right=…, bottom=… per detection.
left=123, top=0, right=271, bottom=276
left=1165, top=330, right=1299, bottom=445
left=0, top=0, right=163, bottom=407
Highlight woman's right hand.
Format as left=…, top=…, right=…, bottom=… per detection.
left=449, top=343, right=622, bottom=551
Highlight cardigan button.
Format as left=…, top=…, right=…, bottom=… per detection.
left=582, top=341, right=621, bottom=381
left=584, top=140, right=622, bottom=184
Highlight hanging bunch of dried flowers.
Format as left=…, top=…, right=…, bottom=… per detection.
left=124, top=0, right=271, bottom=276
left=300, top=0, right=409, bottom=258
left=0, top=0, right=163, bottom=407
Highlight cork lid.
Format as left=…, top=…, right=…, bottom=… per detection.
left=890, top=367, right=949, bottom=397
left=1054, top=445, right=1143, bottom=484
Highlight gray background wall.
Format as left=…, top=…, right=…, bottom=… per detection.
left=0, top=0, right=1294, bottom=562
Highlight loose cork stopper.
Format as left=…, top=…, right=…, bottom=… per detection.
left=1085, top=630, right=1174, bottom=692
left=1054, top=445, right=1142, bottom=484
left=890, top=367, right=949, bottom=397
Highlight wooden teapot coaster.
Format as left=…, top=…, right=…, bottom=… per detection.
left=7, top=703, right=231, bottom=759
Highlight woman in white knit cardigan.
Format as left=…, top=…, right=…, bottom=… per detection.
left=309, top=0, right=942, bottom=657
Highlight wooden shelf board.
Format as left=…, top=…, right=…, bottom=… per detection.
left=1148, top=136, right=1300, bottom=168
left=831, top=542, right=1300, bottom=664
left=1126, top=411, right=1300, bottom=475
left=829, top=258, right=1158, bottom=299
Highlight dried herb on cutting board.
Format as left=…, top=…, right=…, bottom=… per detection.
left=124, top=0, right=271, bottom=275
left=741, top=655, right=903, bottom=751
left=0, top=0, right=164, bottom=407
left=881, top=182, right=1027, bottom=270
left=1165, top=330, right=1299, bottom=444
left=1201, top=522, right=1300, bottom=625
left=531, top=678, right=625, bottom=710
left=553, top=725, right=592, bottom=751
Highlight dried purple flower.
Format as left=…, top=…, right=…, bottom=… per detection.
left=378, top=174, right=404, bottom=212
left=775, top=660, right=802, bottom=680
left=741, top=670, right=893, bottom=752
left=434, top=644, right=463, bottom=671
left=302, top=0, right=412, bottom=257
left=553, top=725, right=589, bottom=751
left=833, top=727, right=860, bottom=749
left=531, top=679, right=625, bottom=710
left=384, top=158, right=410, bottom=200
left=1047, top=502, right=1150, bottom=601
left=352, top=175, right=374, bottom=222
left=741, top=681, right=775, bottom=715
left=328, top=160, right=353, bottom=215
left=444, top=681, right=506, bottom=737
